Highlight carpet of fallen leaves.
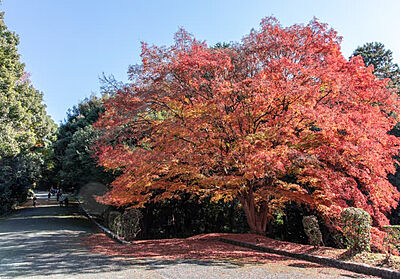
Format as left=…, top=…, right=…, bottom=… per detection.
left=81, top=233, right=287, bottom=264
left=81, top=232, right=400, bottom=272
left=81, top=233, right=381, bottom=278
left=214, top=233, right=345, bottom=258
left=215, top=233, right=400, bottom=271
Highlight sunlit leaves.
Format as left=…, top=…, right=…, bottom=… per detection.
left=94, top=17, right=400, bottom=238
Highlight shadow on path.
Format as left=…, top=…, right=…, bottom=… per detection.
left=0, top=192, right=376, bottom=279
left=0, top=198, right=241, bottom=278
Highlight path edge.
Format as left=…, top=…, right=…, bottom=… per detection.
left=0, top=209, right=13, bottom=219
left=219, top=237, right=399, bottom=279
left=77, top=200, right=131, bottom=245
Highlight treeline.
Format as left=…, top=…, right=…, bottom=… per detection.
left=0, top=12, right=55, bottom=214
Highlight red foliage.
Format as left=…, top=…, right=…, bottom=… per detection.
left=94, top=17, right=400, bottom=244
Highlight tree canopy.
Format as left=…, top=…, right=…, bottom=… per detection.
left=93, top=18, right=400, bottom=244
left=52, top=96, right=112, bottom=191
left=0, top=12, right=55, bottom=211
left=351, top=43, right=400, bottom=227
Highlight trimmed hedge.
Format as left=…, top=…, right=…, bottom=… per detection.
left=383, top=225, right=400, bottom=257
left=302, top=215, right=323, bottom=247
left=341, top=207, right=371, bottom=252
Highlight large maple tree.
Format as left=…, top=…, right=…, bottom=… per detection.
left=94, top=18, right=400, bottom=242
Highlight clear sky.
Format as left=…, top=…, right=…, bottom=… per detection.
left=2, top=0, right=400, bottom=123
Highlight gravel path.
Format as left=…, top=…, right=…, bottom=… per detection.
left=0, top=192, right=376, bottom=278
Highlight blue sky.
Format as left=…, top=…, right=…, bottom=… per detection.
left=2, top=0, right=400, bottom=123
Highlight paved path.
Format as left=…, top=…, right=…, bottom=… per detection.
left=0, top=192, right=376, bottom=278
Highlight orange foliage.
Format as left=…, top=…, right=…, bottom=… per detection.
left=94, top=18, right=400, bottom=240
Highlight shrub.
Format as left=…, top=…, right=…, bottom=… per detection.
left=341, top=207, right=371, bottom=252
left=141, top=195, right=249, bottom=239
left=383, top=225, right=400, bottom=257
left=108, top=211, right=123, bottom=236
left=107, top=209, right=142, bottom=240
left=302, top=215, right=323, bottom=247
left=370, top=226, right=386, bottom=252
left=121, top=209, right=142, bottom=240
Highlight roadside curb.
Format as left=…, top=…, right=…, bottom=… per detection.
left=219, top=238, right=400, bottom=279
left=0, top=210, right=13, bottom=219
left=77, top=200, right=131, bottom=245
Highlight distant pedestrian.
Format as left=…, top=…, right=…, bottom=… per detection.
left=33, top=195, right=37, bottom=207
left=64, top=196, right=69, bottom=207
left=48, top=192, right=51, bottom=199
left=56, top=189, right=62, bottom=201
left=59, top=194, right=64, bottom=207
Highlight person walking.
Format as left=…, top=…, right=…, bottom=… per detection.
left=56, top=188, right=62, bottom=202
left=33, top=195, right=37, bottom=207
left=59, top=194, right=66, bottom=207
left=64, top=196, right=69, bottom=207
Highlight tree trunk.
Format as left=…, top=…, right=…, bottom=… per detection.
left=239, top=188, right=270, bottom=235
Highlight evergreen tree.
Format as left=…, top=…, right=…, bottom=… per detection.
left=52, top=96, right=112, bottom=191
left=351, top=42, right=400, bottom=91
left=0, top=12, right=56, bottom=212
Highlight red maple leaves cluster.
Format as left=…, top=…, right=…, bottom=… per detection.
left=94, top=18, right=400, bottom=245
